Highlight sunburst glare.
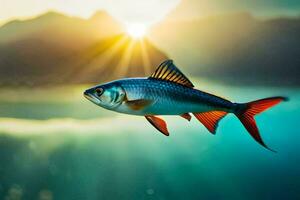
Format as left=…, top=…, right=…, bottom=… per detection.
left=126, top=23, right=147, bottom=39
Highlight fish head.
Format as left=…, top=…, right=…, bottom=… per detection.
left=84, top=82, right=126, bottom=109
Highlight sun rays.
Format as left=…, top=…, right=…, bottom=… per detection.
left=139, top=39, right=152, bottom=75
left=66, top=29, right=155, bottom=83
left=114, top=38, right=136, bottom=77
left=111, top=35, right=154, bottom=78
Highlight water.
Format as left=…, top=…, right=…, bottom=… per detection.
left=0, top=81, right=299, bottom=200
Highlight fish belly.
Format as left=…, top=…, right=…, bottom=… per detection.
left=116, top=97, right=209, bottom=116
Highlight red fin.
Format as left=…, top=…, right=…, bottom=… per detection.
left=235, top=96, right=287, bottom=151
left=180, top=113, right=192, bottom=121
left=241, top=96, right=287, bottom=115
left=145, top=116, right=169, bottom=136
left=193, top=111, right=227, bottom=134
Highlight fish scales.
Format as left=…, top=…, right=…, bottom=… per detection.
left=117, top=78, right=233, bottom=115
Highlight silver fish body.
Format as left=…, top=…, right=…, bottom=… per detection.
left=84, top=60, right=286, bottom=151
left=109, top=78, right=234, bottom=116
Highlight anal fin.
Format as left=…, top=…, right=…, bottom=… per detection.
left=180, top=113, right=192, bottom=121
left=145, top=115, right=169, bottom=136
left=193, top=111, right=227, bottom=134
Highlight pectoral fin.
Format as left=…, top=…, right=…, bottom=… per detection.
left=145, top=115, right=169, bottom=136
left=180, top=113, right=192, bottom=121
left=125, top=99, right=153, bottom=111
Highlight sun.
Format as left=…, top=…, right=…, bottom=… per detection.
left=126, top=23, right=147, bottom=39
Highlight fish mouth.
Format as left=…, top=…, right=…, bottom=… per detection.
left=84, top=91, right=100, bottom=104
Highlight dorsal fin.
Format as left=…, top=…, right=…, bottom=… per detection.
left=149, top=60, right=194, bottom=88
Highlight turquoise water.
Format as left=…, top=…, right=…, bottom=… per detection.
left=0, top=82, right=299, bottom=200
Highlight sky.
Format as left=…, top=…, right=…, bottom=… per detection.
left=169, top=0, right=300, bottom=20
left=0, top=0, right=180, bottom=25
left=0, top=0, right=299, bottom=26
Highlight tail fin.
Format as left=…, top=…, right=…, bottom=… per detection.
left=235, top=96, right=288, bottom=152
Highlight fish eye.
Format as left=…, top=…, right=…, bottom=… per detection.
left=95, top=88, right=103, bottom=96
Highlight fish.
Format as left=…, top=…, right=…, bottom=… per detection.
left=84, top=60, right=287, bottom=151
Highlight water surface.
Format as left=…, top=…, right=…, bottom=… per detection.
left=0, top=81, right=299, bottom=200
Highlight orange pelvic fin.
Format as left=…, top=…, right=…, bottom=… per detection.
left=145, top=115, right=169, bottom=136
left=193, top=111, right=228, bottom=134
left=180, top=113, right=192, bottom=121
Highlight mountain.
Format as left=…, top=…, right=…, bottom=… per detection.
left=0, top=11, right=168, bottom=86
left=1, top=9, right=299, bottom=87
left=0, top=11, right=123, bottom=44
left=149, top=12, right=300, bottom=86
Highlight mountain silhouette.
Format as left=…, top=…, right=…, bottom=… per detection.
left=149, top=10, right=300, bottom=86
left=0, top=11, right=168, bottom=86
left=0, top=11, right=123, bottom=44
left=1, top=9, right=300, bottom=86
